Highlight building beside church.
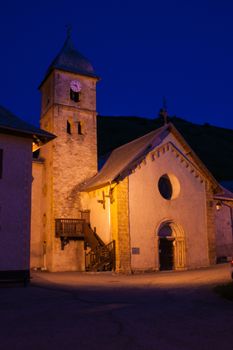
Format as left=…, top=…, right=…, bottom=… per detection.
left=29, top=34, right=233, bottom=273
left=0, top=106, right=54, bottom=282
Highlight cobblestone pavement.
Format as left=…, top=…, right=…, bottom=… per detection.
left=0, top=264, right=232, bottom=350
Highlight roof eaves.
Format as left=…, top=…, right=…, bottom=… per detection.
left=81, top=124, right=170, bottom=191
left=214, top=195, right=233, bottom=202
left=214, top=186, right=233, bottom=202
left=38, top=66, right=100, bottom=90
left=0, top=124, right=56, bottom=147
left=80, top=180, right=113, bottom=192
left=168, top=123, right=221, bottom=192
left=113, top=125, right=170, bottom=181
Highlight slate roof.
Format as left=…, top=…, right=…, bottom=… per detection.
left=0, top=105, right=55, bottom=146
left=82, top=124, right=170, bottom=191
left=40, top=34, right=98, bottom=86
left=97, top=115, right=233, bottom=183
left=82, top=123, right=221, bottom=192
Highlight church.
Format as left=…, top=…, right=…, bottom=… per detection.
left=27, top=33, right=233, bottom=273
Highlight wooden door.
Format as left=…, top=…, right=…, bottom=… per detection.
left=159, top=238, right=174, bottom=270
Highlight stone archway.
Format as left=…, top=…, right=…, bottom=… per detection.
left=157, top=221, right=186, bottom=270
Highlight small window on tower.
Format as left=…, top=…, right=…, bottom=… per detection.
left=67, top=121, right=71, bottom=134
left=77, top=121, right=83, bottom=135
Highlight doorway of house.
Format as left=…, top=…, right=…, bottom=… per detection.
left=159, top=238, right=174, bottom=270
left=158, top=223, right=174, bottom=270
left=157, top=221, right=186, bottom=271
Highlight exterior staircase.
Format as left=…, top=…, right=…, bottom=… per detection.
left=85, top=240, right=115, bottom=272
left=84, top=223, right=115, bottom=272
left=55, top=218, right=115, bottom=272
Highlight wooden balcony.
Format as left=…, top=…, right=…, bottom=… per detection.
left=55, top=218, right=85, bottom=238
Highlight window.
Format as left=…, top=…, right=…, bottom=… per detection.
left=158, top=175, right=173, bottom=199
left=70, top=89, right=80, bottom=103
left=67, top=120, right=71, bottom=134
left=0, top=149, right=3, bottom=178
left=158, top=173, right=180, bottom=200
left=77, top=121, right=83, bottom=135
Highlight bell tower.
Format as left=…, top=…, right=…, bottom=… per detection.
left=39, top=32, right=99, bottom=271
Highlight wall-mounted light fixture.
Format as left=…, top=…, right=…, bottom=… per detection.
left=216, top=201, right=222, bottom=211
left=97, top=187, right=115, bottom=209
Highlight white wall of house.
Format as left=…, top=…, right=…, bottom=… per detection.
left=128, top=133, right=209, bottom=270
left=0, top=133, right=32, bottom=271
left=215, top=204, right=233, bottom=258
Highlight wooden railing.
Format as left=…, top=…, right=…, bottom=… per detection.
left=83, top=224, right=105, bottom=250
left=85, top=240, right=116, bottom=272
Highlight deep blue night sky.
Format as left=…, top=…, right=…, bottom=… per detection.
left=0, top=0, right=233, bottom=129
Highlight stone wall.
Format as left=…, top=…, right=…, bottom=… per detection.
left=205, top=184, right=217, bottom=264
left=31, top=159, right=45, bottom=268
left=37, top=69, right=98, bottom=271
left=110, top=179, right=131, bottom=273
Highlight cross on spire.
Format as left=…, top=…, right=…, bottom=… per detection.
left=159, top=97, right=168, bottom=125
left=66, top=24, right=72, bottom=38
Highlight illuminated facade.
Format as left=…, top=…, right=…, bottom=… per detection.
left=30, top=35, right=233, bottom=272
left=81, top=127, right=220, bottom=272
left=31, top=33, right=98, bottom=271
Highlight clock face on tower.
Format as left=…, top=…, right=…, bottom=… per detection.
left=70, top=80, right=82, bottom=92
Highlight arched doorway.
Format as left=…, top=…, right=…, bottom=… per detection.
left=157, top=221, right=186, bottom=271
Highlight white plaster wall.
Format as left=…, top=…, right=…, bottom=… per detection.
left=0, top=134, right=32, bottom=271
left=129, top=134, right=209, bottom=270
left=215, top=205, right=233, bottom=257
left=83, top=188, right=111, bottom=244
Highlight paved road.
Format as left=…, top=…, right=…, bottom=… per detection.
left=0, top=264, right=232, bottom=350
